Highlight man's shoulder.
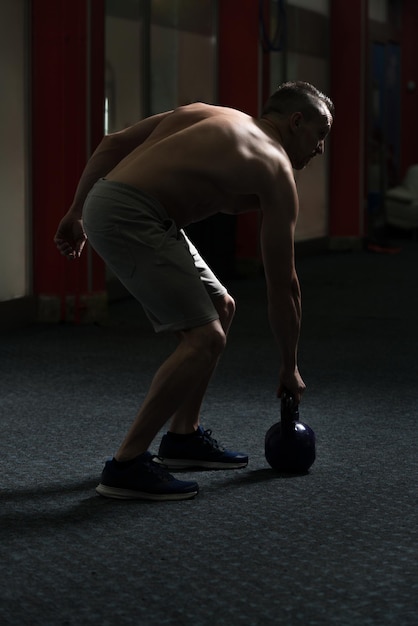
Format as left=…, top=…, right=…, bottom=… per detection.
left=173, top=102, right=251, bottom=126
left=176, top=102, right=246, bottom=115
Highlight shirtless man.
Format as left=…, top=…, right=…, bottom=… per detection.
left=54, top=81, right=333, bottom=501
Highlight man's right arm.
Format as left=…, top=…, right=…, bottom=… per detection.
left=54, top=111, right=172, bottom=258
left=259, top=167, right=306, bottom=403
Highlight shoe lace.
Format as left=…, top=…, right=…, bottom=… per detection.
left=148, top=456, right=173, bottom=482
left=201, top=429, right=225, bottom=452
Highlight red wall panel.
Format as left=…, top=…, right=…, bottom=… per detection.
left=31, top=0, right=105, bottom=313
left=329, top=0, right=367, bottom=238
left=400, top=0, right=418, bottom=176
left=218, top=0, right=261, bottom=260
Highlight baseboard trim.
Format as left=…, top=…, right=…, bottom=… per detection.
left=37, top=292, right=109, bottom=324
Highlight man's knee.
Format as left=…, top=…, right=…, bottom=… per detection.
left=214, top=292, right=236, bottom=333
left=182, top=320, right=227, bottom=361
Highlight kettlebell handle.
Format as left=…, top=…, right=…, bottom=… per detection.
left=281, top=389, right=300, bottom=424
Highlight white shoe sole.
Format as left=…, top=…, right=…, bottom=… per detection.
left=96, top=483, right=198, bottom=501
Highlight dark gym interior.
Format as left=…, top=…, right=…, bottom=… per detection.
left=1, top=1, right=417, bottom=625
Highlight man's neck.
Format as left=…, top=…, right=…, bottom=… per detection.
left=258, top=115, right=285, bottom=146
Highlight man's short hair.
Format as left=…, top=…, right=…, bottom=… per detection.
left=262, top=81, right=334, bottom=120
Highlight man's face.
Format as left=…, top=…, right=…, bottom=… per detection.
left=289, top=106, right=332, bottom=170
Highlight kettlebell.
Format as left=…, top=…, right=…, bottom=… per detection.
left=264, top=390, right=316, bottom=473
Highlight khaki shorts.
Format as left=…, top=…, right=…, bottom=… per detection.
left=82, top=179, right=227, bottom=332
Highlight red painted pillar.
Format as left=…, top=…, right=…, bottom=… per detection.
left=400, top=0, right=418, bottom=177
left=329, top=0, right=368, bottom=240
left=218, top=0, right=261, bottom=261
left=31, top=0, right=105, bottom=321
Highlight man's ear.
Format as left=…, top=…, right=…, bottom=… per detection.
left=290, top=112, right=303, bottom=132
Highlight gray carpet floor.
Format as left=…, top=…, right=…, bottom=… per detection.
left=0, top=241, right=417, bottom=625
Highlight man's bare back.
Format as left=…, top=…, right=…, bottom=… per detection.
left=106, top=103, right=290, bottom=228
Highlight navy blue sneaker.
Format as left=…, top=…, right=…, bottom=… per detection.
left=96, top=451, right=199, bottom=501
left=156, top=426, right=249, bottom=470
